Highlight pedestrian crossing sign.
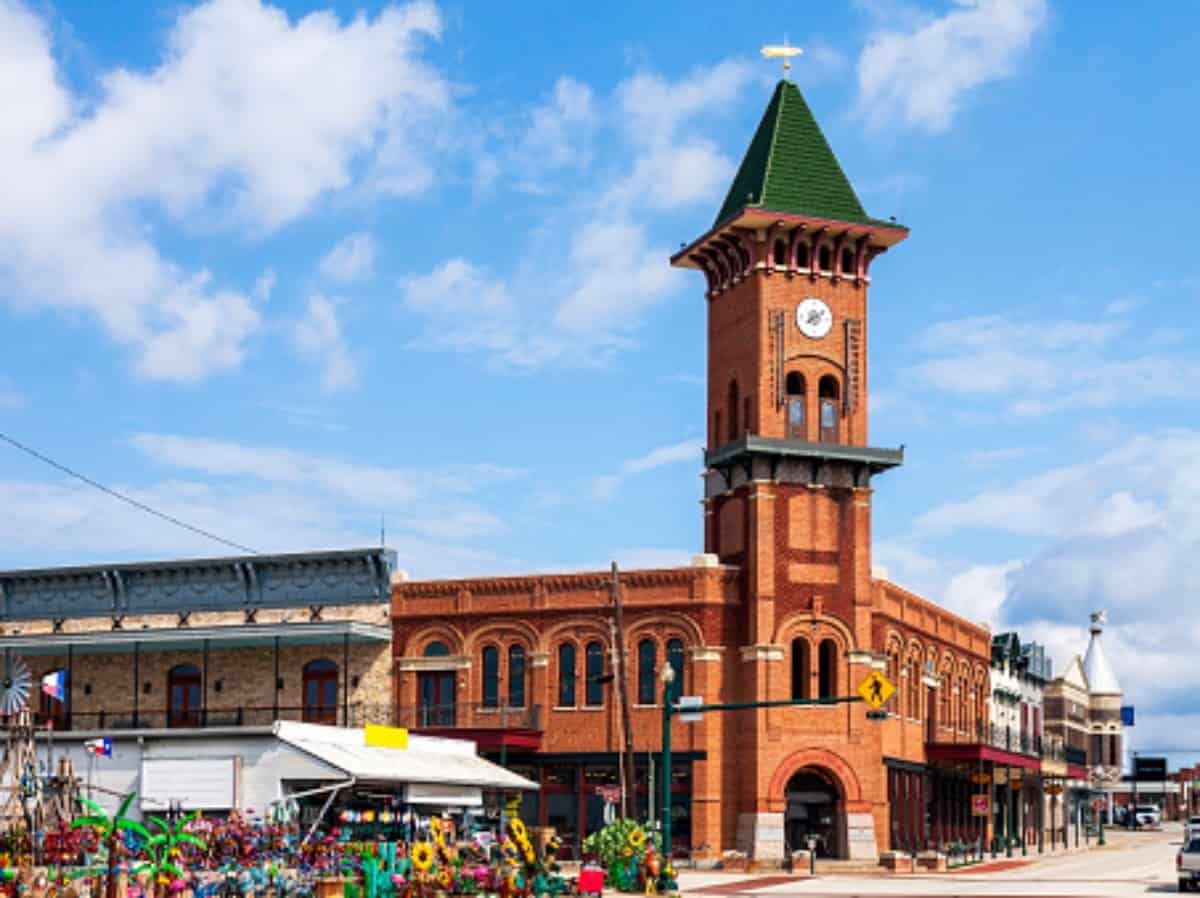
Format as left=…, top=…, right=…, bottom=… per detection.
left=857, top=671, right=895, bottom=710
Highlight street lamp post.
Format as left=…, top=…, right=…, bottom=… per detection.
left=659, top=662, right=676, bottom=886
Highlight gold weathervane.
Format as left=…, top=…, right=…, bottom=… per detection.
left=761, top=42, right=803, bottom=76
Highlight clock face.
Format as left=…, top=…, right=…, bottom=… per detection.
left=796, top=298, right=833, bottom=339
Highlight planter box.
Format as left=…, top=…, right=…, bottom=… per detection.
left=916, top=850, right=946, bottom=872
left=878, top=851, right=914, bottom=873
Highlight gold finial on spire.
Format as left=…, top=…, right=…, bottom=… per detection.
left=761, top=40, right=803, bottom=77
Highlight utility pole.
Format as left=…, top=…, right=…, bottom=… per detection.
left=609, top=561, right=636, bottom=820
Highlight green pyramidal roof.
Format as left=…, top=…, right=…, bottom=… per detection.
left=715, top=79, right=886, bottom=229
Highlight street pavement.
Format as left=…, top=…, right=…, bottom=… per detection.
left=676, top=825, right=1182, bottom=896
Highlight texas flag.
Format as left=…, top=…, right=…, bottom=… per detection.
left=40, top=671, right=66, bottom=702
left=84, top=738, right=112, bottom=757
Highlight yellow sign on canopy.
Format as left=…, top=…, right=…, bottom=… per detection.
left=857, top=671, right=896, bottom=711
left=365, top=723, right=409, bottom=750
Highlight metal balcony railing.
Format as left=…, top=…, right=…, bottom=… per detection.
left=6, top=704, right=391, bottom=732
left=926, top=720, right=1045, bottom=758
left=394, top=703, right=542, bottom=731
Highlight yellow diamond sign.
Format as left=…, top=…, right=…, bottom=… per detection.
left=858, top=671, right=895, bottom=711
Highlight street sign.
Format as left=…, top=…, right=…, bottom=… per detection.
left=594, top=785, right=622, bottom=804
left=1134, top=756, right=1167, bottom=782
left=678, top=695, right=704, bottom=723
left=857, top=671, right=895, bottom=710
left=1121, top=705, right=1135, bottom=726
left=971, top=795, right=989, bottom=817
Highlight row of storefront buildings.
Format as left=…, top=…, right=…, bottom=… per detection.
left=0, top=75, right=1138, bottom=864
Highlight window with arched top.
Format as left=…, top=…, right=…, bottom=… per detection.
left=168, top=663, right=202, bottom=728
left=666, top=638, right=685, bottom=702
left=558, top=643, right=577, bottom=707
left=841, top=248, right=856, bottom=278
left=303, top=659, right=339, bottom=724
left=796, top=242, right=810, bottom=270
left=818, top=639, right=837, bottom=698
left=791, top=639, right=810, bottom=700
left=773, top=239, right=787, bottom=267
left=482, top=645, right=499, bottom=708
left=508, top=645, right=526, bottom=708
left=713, top=411, right=722, bottom=447
left=785, top=372, right=806, bottom=440
left=38, top=669, right=68, bottom=730
left=424, top=641, right=450, bottom=657
left=585, top=641, right=605, bottom=707
left=938, top=679, right=950, bottom=732
left=637, top=639, right=656, bottom=705
left=818, top=245, right=833, bottom=272
left=818, top=376, right=840, bottom=443
left=728, top=380, right=740, bottom=441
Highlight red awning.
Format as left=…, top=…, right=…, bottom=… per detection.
left=926, top=742, right=1043, bottom=772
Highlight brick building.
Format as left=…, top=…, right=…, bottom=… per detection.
left=391, top=78, right=1015, bottom=864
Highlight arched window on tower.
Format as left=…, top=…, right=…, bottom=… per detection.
left=482, top=645, right=499, bottom=708
left=818, top=639, right=837, bottom=698
left=796, top=242, right=810, bottom=270
left=841, top=247, right=856, bottom=278
left=728, top=380, right=740, bottom=441
left=818, top=244, right=833, bottom=273
left=785, top=372, right=806, bottom=440
left=773, top=239, right=788, bottom=268
left=637, top=639, right=656, bottom=705
left=818, top=376, right=840, bottom=443
left=558, top=643, right=577, bottom=707
left=791, top=639, right=810, bottom=700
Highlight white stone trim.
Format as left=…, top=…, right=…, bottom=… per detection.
left=740, top=644, right=785, bottom=662
left=690, top=646, right=725, bottom=662
left=530, top=652, right=550, bottom=668
left=397, top=656, right=471, bottom=672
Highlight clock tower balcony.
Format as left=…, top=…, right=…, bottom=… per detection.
left=703, top=434, right=902, bottom=498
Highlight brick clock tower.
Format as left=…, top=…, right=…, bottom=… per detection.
left=671, top=78, right=909, bottom=860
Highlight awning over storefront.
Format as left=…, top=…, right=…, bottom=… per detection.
left=274, top=721, right=538, bottom=792
left=925, top=742, right=1043, bottom=772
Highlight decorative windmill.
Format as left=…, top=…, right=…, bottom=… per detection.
left=0, top=652, right=47, bottom=835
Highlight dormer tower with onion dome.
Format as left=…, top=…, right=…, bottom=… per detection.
left=1083, top=610, right=1124, bottom=781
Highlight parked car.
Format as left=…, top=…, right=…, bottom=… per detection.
left=1136, top=804, right=1163, bottom=827
left=1177, top=838, right=1200, bottom=891
left=1187, top=816, right=1200, bottom=844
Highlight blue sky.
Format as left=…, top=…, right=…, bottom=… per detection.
left=2, top=0, right=1199, bottom=765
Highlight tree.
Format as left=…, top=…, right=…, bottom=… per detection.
left=71, top=793, right=150, bottom=898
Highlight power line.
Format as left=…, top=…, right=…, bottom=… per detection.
left=0, top=429, right=258, bottom=556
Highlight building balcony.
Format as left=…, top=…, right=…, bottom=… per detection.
left=925, top=721, right=1046, bottom=771
left=395, top=703, right=543, bottom=751
left=10, top=703, right=390, bottom=734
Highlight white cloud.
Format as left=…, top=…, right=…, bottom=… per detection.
left=0, top=0, right=448, bottom=381
left=855, top=0, right=1048, bottom=133
left=908, top=313, right=1200, bottom=416
left=400, top=60, right=754, bottom=370
left=253, top=269, right=277, bottom=302
left=522, top=77, right=597, bottom=170
left=592, top=438, right=703, bottom=501
left=292, top=294, right=359, bottom=392
left=318, top=232, right=378, bottom=284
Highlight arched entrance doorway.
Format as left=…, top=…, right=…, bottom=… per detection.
left=784, top=768, right=844, bottom=859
